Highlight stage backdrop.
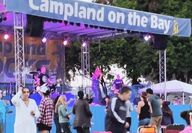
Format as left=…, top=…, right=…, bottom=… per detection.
left=0, top=34, right=65, bottom=84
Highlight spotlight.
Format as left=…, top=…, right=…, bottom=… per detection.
left=4, top=34, right=9, bottom=40
left=82, top=42, right=87, bottom=47
left=144, top=34, right=151, bottom=41
left=63, top=40, right=68, bottom=46
left=42, top=37, right=47, bottom=43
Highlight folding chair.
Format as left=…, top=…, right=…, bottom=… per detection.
left=138, top=125, right=156, bottom=133
left=164, top=124, right=185, bottom=133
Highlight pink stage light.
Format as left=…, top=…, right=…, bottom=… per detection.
left=63, top=40, right=68, bottom=46
left=3, top=34, right=9, bottom=40
left=82, top=42, right=87, bottom=47
left=42, top=37, right=47, bottom=43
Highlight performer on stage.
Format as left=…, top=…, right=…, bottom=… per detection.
left=38, top=66, right=50, bottom=86
left=32, top=72, right=40, bottom=91
left=91, top=67, right=102, bottom=104
left=112, top=74, right=124, bottom=94
left=30, top=66, right=51, bottom=106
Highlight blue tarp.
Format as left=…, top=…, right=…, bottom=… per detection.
left=4, top=104, right=192, bottom=133
left=5, top=0, right=191, bottom=37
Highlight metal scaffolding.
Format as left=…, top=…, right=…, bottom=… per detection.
left=14, top=13, right=25, bottom=91
left=159, top=50, right=167, bottom=99
left=81, top=41, right=91, bottom=94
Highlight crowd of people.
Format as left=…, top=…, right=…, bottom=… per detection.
left=0, top=66, right=190, bottom=133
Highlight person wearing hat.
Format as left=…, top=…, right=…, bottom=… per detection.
left=37, top=86, right=54, bottom=133
left=72, top=90, right=92, bottom=133
left=11, top=87, right=40, bottom=133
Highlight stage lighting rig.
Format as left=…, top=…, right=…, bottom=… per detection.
left=144, top=34, right=168, bottom=50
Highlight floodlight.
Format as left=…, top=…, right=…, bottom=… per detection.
left=63, top=40, right=68, bottom=46
left=82, top=42, right=87, bottom=47
left=3, top=34, right=9, bottom=40
left=42, top=37, right=47, bottom=43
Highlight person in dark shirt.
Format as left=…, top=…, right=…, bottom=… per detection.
left=161, top=101, right=174, bottom=126
left=38, top=66, right=49, bottom=86
left=105, top=86, right=131, bottom=133
left=137, top=92, right=151, bottom=126
left=73, top=91, right=92, bottom=133
left=91, top=67, right=102, bottom=104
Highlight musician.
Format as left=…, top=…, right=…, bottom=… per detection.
left=38, top=66, right=50, bottom=86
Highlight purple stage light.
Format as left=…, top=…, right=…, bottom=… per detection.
left=42, top=37, right=47, bottom=43
left=3, top=34, right=9, bottom=40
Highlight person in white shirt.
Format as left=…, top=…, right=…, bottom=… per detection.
left=11, top=87, right=40, bottom=133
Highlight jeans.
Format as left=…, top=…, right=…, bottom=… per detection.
left=138, top=118, right=150, bottom=126
left=76, top=127, right=90, bottom=133
left=60, top=122, right=71, bottom=133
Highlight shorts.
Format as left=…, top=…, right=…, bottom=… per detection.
left=37, top=123, right=52, bottom=131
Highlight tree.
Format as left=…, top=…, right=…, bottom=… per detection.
left=65, top=0, right=192, bottom=84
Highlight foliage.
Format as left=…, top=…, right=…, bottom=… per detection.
left=65, top=0, right=192, bottom=83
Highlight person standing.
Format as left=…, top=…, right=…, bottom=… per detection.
left=146, top=88, right=162, bottom=133
left=91, top=67, right=102, bottom=104
left=57, top=95, right=71, bottom=133
left=11, top=87, right=40, bottom=133
left=112, top=74, right=124, bottom=95
left=137, top=92, right=151, bottom=126
left=38, top=66, right=50, bottom=86
left=54, top=95, right=61, bottom=133
left=37, top=86, right=54, bottom=133
left=125, top=98, right=133, bottom=133
left=0, top=90, right=7, bottom=133
left=72, top=91, right=92, bottom=133
left=105, top=86, right=131, bottom=133
left=161, top=101, right=174, bottom=126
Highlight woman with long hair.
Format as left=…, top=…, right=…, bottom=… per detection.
left=161, top=101, right=174, bottom=126
left=137, top=92, right=151, bottom=126
left=57, top=95, right=71, bottom=133
left=54, top=95, right=61, bottom=133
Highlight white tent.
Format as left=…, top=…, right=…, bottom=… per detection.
left=139, top=80, right=192, bottom=94
left=139, top=80, right=192, bottom=104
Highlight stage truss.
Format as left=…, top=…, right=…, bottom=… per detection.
left=81, top=41, right=91, bottom=94
left=14, top=13, right=25, bottom=91
left=159, top=50, right=167, bottom=99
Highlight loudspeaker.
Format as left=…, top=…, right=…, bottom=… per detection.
left=151, top=34, right=168, bottom=50
left=26, top=15, right=44, bottom=37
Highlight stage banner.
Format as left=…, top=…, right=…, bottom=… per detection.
left=6, top=0, right=191, bottom=37
left=0, top=35, right=64, bottom=83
